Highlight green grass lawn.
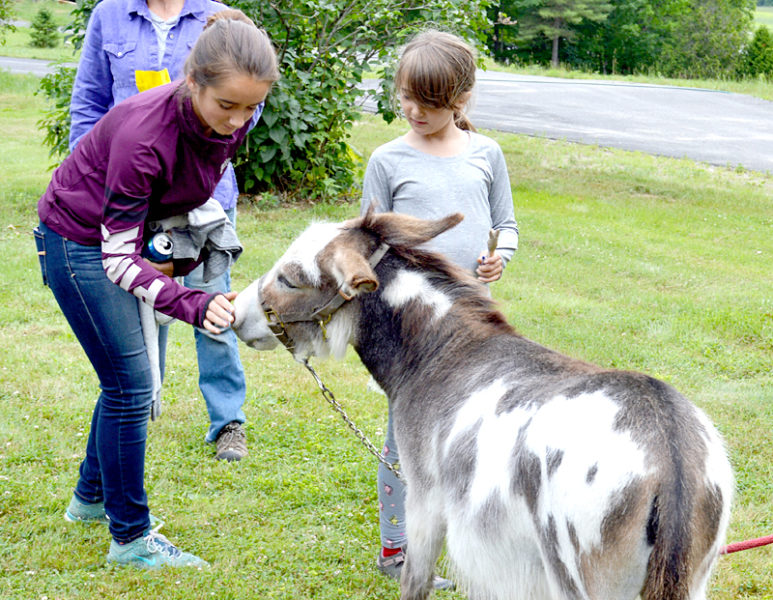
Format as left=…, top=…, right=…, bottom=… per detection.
left=2, top=69, right=773, bottom=598
left=9, top=0, right=76, bottom=23
left=756, top=6, right=773, bottom=28
left=1, top=0, right=79, bottom=61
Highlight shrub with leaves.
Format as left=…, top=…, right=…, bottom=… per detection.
left=229, top=0, right=492, bottom=201
left=36, top=0, right=98, bottom=161
left=0, top=0, right=16, bottom=44
left=37, top=0, right=492, bottom=201
left=490, top=0, right=755, bottom=79
left=739, top=26, right=773, bottom=80
left=37, top=65, right=76, bottom=159
left=30, top=7, right=59, bottom=48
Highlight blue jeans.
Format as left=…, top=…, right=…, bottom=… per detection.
left=183, top=207, right=246, bottom=443
left=34, top=222, right=161, bottom=543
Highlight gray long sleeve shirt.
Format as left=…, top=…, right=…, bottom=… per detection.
left=360, top=131, right=519, bottom=275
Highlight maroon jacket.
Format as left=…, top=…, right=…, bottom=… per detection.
left=38, top=81, right=250, bottom=327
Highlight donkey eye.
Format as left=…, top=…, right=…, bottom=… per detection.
left=277, top=274, right=297, bottom=289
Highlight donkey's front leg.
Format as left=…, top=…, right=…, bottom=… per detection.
left=400, top=487, right=446, bottom=600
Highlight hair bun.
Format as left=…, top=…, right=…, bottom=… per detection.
left=205, top=8, right=255, bottom=29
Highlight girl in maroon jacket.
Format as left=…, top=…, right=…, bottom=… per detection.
left=34, top=9, right=278, bottom=569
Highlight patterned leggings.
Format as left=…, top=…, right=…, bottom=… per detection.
left=378, top=402, right=407, bottom=549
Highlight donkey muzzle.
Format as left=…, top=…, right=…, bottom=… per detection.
left=232, top=279, right=280, bottom=351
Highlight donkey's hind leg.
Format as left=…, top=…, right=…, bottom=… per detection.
left=400, top=487, right=447, bottom=600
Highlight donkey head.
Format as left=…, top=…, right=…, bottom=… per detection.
left=232, top=209, right=464, bottom=360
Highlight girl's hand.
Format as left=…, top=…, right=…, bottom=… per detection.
left=204, top=292, right=238, bottom=335
left=143, top=258, right=174, bottom=277
left=476, top=251, right=503, bottom=283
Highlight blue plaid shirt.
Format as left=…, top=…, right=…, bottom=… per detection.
left=69, top=0, right=252, bottom=210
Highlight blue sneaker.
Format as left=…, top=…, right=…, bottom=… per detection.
left=64, top=495, right=163, bottom=529
left=64, top=496, right=109, bottom=524
left=107, top=531, right=209, bottom=570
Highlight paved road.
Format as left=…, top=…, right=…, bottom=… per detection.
left=361, top=71, right=773, bottom=174
left=0, top=55, right=75, bottom=76
left=471, top=71, right=773, bottom=174
left=5, top=57, right=772, bottom=173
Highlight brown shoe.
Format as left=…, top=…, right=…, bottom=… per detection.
left=215, top=421, right=248, bottom=461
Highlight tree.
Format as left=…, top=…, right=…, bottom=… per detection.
left=659, top=0, right=755, bottom=78
left=740, top=25, right=773, bottom=78
left=37, top=65, right=76, bottom=158
left=570, top=0, right=660, bottom=74
left=565, top=0, right=687, bottom=74
left=0, top=0, right=15, bottom=45
left=514, top=0, right=612, bottom=67
left=485, top=1, right=520, bottom=63
left=37, top=0, right=493, bottom=202
left=523, top=0, right=755, bottom=79
left=30, top=7, right=59, bottom=48
left=36, top=0, right=96, bottom=161
left=227, top=0, right=492, bottom=200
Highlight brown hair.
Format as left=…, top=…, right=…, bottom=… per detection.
left=395, top=30, right=476, bottom=131
left=184, top=9, right=280, bottom=89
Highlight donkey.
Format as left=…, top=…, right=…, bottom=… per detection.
left=232, top=209, right=733, bottom=600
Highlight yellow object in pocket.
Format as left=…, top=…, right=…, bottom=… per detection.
left=135, top=69, right=171, bottom=93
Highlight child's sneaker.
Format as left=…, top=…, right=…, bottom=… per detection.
left=64, top=495, right=163, bottom=529
left=376, top=548, right=454, bottom=590
left=107, top=531, right=208, bottom=570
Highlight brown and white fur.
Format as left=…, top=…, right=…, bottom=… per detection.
left=233, top=210, right=733, bottom=600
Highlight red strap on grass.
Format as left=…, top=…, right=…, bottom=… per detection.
left=721, top=534, right=773, bottom=555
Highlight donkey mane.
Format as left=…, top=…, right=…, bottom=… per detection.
left=358, top=220, right=517, bottom=342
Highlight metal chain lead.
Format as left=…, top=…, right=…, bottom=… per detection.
left=302, top=359, right=403, bottom=481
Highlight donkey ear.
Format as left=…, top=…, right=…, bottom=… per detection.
left=360, top=205, right=463, bottom=248
left=333, top=246, right=380, bottom=299
left=350, top=272, right=378, bottom=294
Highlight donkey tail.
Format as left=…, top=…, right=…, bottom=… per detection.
left=640, top=445, right=728, bottom=599
left=638, top=378, right=731, bottom=600
left=640, top=487, right=693, bottom=600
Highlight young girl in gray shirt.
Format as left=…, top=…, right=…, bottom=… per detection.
left=360, top=29, right=518, bottom=589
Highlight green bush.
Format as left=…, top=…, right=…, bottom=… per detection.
left=29, top=7, right=59, bottom=48
left=36, top=0, right=97, bottom=160
left=36, top=0, right=493, bottom=202
left=0, top=0, right=15, bottom=44
left=36, top=64, right=76, bottom=159
left=229, top=0, right=491, bottom=201
left=740, top=25, right=773, bottom=79
left=493, top=0, right=756, bottom=79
